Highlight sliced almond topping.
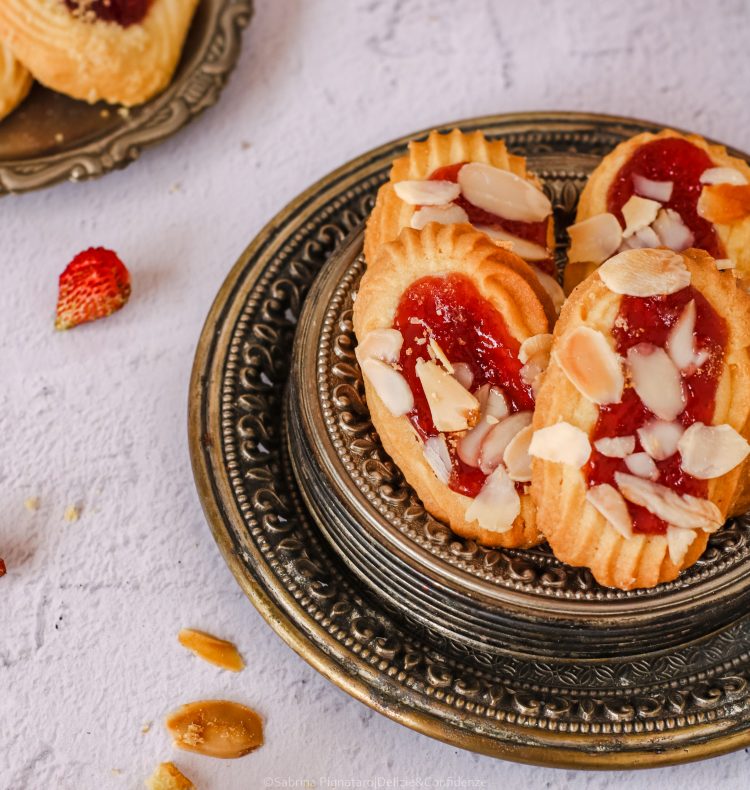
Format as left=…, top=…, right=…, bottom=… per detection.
left=355, top=328, right=403, bottom=364
left=624, top=452, right=659, bottom=481
left=627, top=343, right=686, bottom=421
left=666, top=300, right=697, bottom=370
left=598, top=248, right=690, bottom=296
left=361, top=358, right=414, bottom=416
left=457, top=162, right=552, bottom=223
left=464, top=465, right=520, bottom=533
left=614, top=472, right=723, bottom=531
left=652, top=208, right=695, bottom=251
left=594, top=435, right=636, bottom=458
left=529, top=422, right=592, bottom=467
left=637, top=420, right=684, bottom=461
left=698, top=184, right=750, bottom=224
left=622, top=195, right=661, bottom=238
left=716, top=258, right=736, bottom=271
left=410, top=202, right=469, bottom=229
left=145, top=762, right=195, bottom=790
left=166, top=700, right=264, bottom=759
left=520, top=359, right=545, bottom=396
left=620, top=225, right=660, bottom=250
left=428, top=337, right=454, bottom=373
left=667, top=526, right=698, bottom=566
left=567, top=213, right=623, bottom=264
left=457, top=415, right=495, bottom=467
left=415, top=359, right=479, bottom=432
left=677, top=422, right=750, bottom=479
left=423, top=435, right=452, bottom=483
left=452, top=362, right=474, bottom=390
left=478, top=411, right=533, bottom=475
left=503, top=424, right=533, bottom=482
left=554, top=326, right=624, bottom=405
left=178, top=629, right=244, bottom=672
left=529, top=266, right=566, bottom=315
left=699, top=167, right=748, bottom=186
left=475, top=383, right=510, bottom=420
left=474, top=225, right=549, bottom=261
left=633, top=174, right=673, bottom=203
left=394, top=179, right=461, bottom=206
left=519, top=333, right=553, bottom=365
left=586, top=484, right=633, bottom=539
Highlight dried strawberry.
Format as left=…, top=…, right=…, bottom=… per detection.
left=55, top=247, right=131, bottom=331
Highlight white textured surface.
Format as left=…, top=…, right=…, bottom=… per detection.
left=3, top=1, right=750, bottom=787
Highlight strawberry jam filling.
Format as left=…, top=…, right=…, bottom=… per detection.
left=64, top=0, right=151, bottom=26
left=607, top=137, right=724, bottom=258
left=585, top=287, right=727, bottom=534
left=428, top=163, right=555, bottom=276
left=394, top=273, right=534, bottom=498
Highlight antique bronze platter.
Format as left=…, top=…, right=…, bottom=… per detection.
left=189, top=112, right=750, bottom=768
left=0, top=0, right=253, bottom=195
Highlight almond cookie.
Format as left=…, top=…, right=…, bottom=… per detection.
left=354, top=222, right=554, bottom=548
left=565, top=129, right=750, bottom=292
left=365, top=128, right=563, bottom=318
left=0, top=40, right=31, bottom=121
left=532, top=247, right=750, bottom=589
left=0, top=0, right=199, bottom=106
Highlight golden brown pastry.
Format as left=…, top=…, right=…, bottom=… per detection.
left=566, top=129, right=750, bottom=292
left=0, top=40, right=31, bottom=121
left=353, top=222, right=555, bottom=548
left=365, top=128, right=564, bottom=317
left=532, top=247, right=750, bottom=589
left=0, top=0, right=199, bottom=106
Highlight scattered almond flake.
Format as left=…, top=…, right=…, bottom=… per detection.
left=620, top=225, right=660, bottom=250
left=428, top=337, right=454, bottom=374
left=633, top=174, right=673, bottom=202
left=598, top=248, right=690, bottom=296
left=627, top=344, right=686, bottom=421
left=667, top=526, right=698, bottom=565
left=457, top=162, right=552, bottom=223
left=24, top=497, right=40, bottom=512
left=529, top=422, right=591, bottom=467
left=64, top=505, right=80, bottom=523
left=586, top=484, right=633, bottom=539
left=700, top=167, right=748, bottom=186
left=166, top=700, right=263, bottom=759
left=458, top=387, right=507, bottom=466
left=393, top=179, right=460, bottom=206
left=484, top=386, right=509, bottom=419
left=622, top=195, right=661, bottom=238
left=355, top=328, right=403, bottom=365
left=415, top=359, right=479, bottom=432
left=666, top=300, right=697, bottom=370
left=529, top=266, right=565, bottom=315
left=178, top=629, right=245, bottom=672
left=145, top=761, right=195, bottom=790
left=520, top=359, right=545, bottom=395
left=519, top=334, right=553, bottom=365
left=451, top=362, right=473, bottom=390
left=567, top=213, right=622, bottom=264
left=503, top=424, right=534, bottom=482
left=637, top=420, right=684, bottom=461
left=423, top=435, right=452, bottom=483
left=677, top=422, right=750, bottom=479
left=715, top=258, right=736, bottom=270
left=554, top=326, right=624, bottom=405
left=360, top=358, right=414, bottom=416
left=614, top=472, right=723, bottom=531
left=624, top=452, right=659, bottom=481
left=474, top=225, right=548, bottom=261
left=464, top=465, right=520, bottom=533
left=698, top=183, right=750, bottom=224
left=410, top=203, right=469, bottom=229
left=594, top=436, right=635, bottom=458
left=478, top=412, right=533, bottom=475
left=652, top=208, right=694, bottom=251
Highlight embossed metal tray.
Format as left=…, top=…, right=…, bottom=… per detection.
left=0, top=0, right=253, bottom=195
left=189, top=112, right=750, bottom=768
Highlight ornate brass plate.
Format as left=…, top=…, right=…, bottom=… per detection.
left=189, top=112, right=750, bottom=768
left=0, top=0, right=253, bottom=195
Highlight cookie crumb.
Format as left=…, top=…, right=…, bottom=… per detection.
left=145, top=762, right=194, bottom=790
left=54, top=132, right=64, bottom=143
left=111, top=768, right=123, bottom=776
left=100, top=108, right=111, bottom=118
left=117, top=107, right=130, bottom=119
left=141, top=721, right=152, bottom=734
left=64, top=505, right=80, bottom=523
left=240, top=140, right=252, bottom=150
left=24, top=497, right=40, bottom=512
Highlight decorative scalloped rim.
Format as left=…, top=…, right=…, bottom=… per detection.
left=0, top=0, right=254, bottom=195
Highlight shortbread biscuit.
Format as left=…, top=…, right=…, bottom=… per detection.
left=354, top=222, right=554, bottom=548
left=0, top=0, right=199, bottom=106
left=532, top=247, right=750, bottom=589
left=0, top=40, right=31, bottom=121
left=566, top=129, right=750, bottom=292
left=365, top=129, right=561, bottom=317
